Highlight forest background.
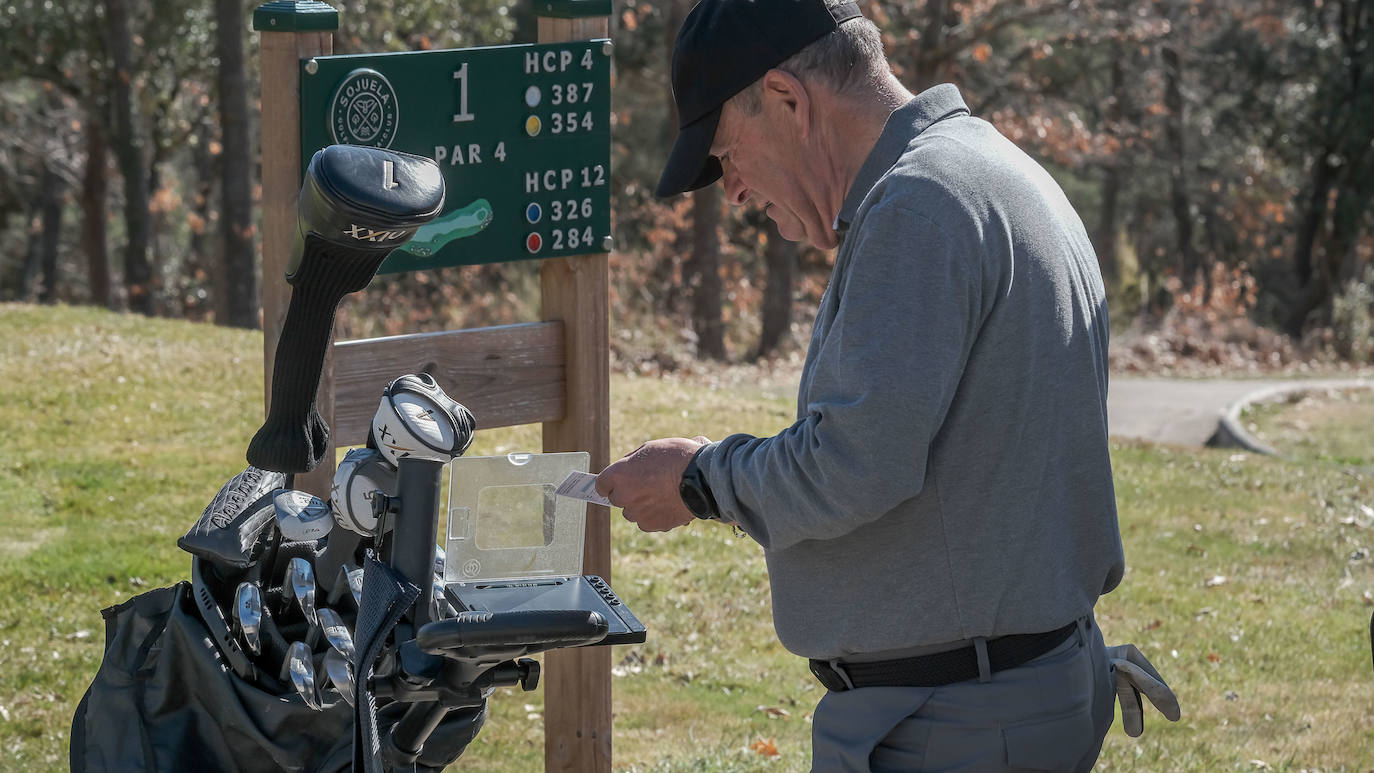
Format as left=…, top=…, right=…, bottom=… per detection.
left=1, top=0, right=1371, bottom=372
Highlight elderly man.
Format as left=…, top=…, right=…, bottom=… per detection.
left=596, top=1, right=1177, bottom=770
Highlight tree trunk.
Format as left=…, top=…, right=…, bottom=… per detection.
left=216, top=0, right=257, bottom=328
left=20, top=209, right=42, bottom=301
left=1161, top=43, right=1197, bottom=292
left=38, top=160, right=64, bottom=304
left=689, top=185, right=725, bottom=359
left=913, top=0, right=951, bottom=90
left=512, top=0, right=538, bottom=44
left=1286, top=153, right=1338, bottom=336
left=105, top=0, right=154, bottom=315
left=186, top=121, right=218, bottom=320
left=1093, top=42, right=1125, bottom=287
left=756, top=219, right=795, bottom=359
left=664, top=0, right=689, bottom=147
left=81, top=112, right=113, bottom=309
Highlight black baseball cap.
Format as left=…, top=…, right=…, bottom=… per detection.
left=655, top=0, right=864, bottom=198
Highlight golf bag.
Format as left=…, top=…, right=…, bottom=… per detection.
left=72, top=144, right=630, bottom=771
left=69, top=145, right=471, bottom=772
left=68, top=464, right=482, bottom=773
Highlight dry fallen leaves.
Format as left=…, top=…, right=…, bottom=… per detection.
left=750, top=737, right=780, bottom=757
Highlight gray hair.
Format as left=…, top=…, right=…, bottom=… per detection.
left=729, top=4, right=887, bottom=116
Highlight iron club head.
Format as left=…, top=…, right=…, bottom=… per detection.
left=288, top=557, right=318, bottom=627
left=316, top=607, right=356, bottom=662
left=234, top=582, right=264, bottom=656
left=347, top=566, right=364, bottom=607
left=285, top=640, right=322, bottom=711
left=323, top=648, right=355, bottom=708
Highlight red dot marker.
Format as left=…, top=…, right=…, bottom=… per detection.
left=526, top=232, right=543, bottom=253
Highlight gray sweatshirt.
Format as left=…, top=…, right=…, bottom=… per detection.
left=694, top=85, right=1125, bottom=660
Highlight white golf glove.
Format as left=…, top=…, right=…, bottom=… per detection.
left=1106, top=643, right=1181, bottom=737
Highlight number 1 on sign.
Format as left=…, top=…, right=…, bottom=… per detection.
left=453, top=63, right=475, bottom=123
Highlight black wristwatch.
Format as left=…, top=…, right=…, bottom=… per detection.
left=679, top=447, right=721, bottom=520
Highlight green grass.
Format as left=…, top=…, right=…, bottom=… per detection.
left=2, top=302, right=1373, bottom=771
left=1243, top=388, right=1374, bottom=469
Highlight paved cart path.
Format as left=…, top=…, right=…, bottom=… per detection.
left=1106, top=376, right=1371, bottom=448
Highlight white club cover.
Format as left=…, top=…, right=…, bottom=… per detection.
left=272, top=489, right=334, bottom=542
left=330, top=447, right=397, bottom=535
left=369, top=373, right=475, bottom=466
left=1106, top=643, right=1181, bottom=737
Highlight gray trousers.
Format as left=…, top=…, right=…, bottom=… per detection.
left=811, top=615, right=1114, bottom=772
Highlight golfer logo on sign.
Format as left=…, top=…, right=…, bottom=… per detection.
left=329, top=68, right=399, bottom=148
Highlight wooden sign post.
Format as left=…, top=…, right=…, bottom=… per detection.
left=254, top=1, right=615, bottom=770
left=254, top=0, right=338, bottom=498
left=536, top=10, right=614, bottom=773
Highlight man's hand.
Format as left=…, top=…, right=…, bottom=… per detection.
left=1106, top=643, right=1181, bottom=737
left=595, top=437, right=709, bottom=533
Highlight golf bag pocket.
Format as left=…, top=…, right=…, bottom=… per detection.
left=70, top=582, right=354, bottom=773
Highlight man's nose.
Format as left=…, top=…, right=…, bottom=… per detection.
left=721, top=162, right=750, bottom=206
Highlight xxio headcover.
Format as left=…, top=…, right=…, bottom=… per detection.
left=369, top=373, right=477, bottom=466
left=330, top=447, right=397, bottom=536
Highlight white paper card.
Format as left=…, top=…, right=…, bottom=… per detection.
left=555, top=470, right=612, bottom=507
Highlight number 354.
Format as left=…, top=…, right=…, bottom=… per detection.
left=551, top=112, right=594, bottom=133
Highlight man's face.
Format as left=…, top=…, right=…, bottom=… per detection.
left=709, top=95, right=838, bottom=250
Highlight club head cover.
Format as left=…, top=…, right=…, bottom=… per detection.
left=330, top=447, right=398, bottom=536
left=247, top=145, right=444, bottom=473
left=178, top=467, right=286, bottom=568
left=368, top=373, right=477, bottom=466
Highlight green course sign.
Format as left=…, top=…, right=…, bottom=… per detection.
left=300, top=40, right=612, bottom=273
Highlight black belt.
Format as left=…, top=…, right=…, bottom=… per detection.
left=808, top=621, right=1079, bottom=692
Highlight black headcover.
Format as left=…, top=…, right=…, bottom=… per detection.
left=247, top=145, right=445, bottom=474
left=177, top=466, right=286, bottom=568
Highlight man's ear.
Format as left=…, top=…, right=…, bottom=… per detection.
left=760, top=69, right=812, bottom=139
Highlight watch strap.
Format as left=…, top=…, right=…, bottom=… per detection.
left=680, top=446, right=721, bottom=520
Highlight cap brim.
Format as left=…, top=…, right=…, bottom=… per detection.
left=655, top=106, right=725, bottom=198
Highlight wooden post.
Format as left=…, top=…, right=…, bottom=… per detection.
left=537, top=6, right=613, bottom=773
left=254, top=0, right=337, bottom=496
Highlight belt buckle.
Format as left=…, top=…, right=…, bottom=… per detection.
left=808, top=659, right=856, bottom=692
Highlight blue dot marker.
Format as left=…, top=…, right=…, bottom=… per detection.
left=525, top=203, right=542, bottom=224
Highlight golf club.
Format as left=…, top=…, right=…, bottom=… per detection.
left=347, top=566, right=364, bottom=608
left=273, top=489, right=334, bottom=542
left=288, top=557, right=318, bottom=627
left=331, top=447, right=397, bottom=536
left=323, top=648, right=355, bottom=708
left=234, top=581, right=263, bottom=656
left=284, top=640, right=322, bottom=711
left=317, top=607, right=356, bottom=662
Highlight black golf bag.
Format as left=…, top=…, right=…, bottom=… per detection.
left=70, top=145, right=479, bottom=772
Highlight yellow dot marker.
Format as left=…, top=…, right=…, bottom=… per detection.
left=525, top=115, right=541, bottom=137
